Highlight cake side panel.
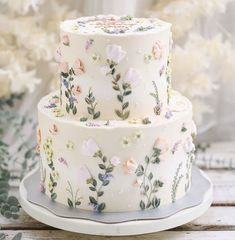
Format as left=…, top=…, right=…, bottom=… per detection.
left=37, top=94, right=195, bottom=212
left=59, top=24, right=172, bottom=120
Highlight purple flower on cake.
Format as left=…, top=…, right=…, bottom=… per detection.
left=58, top=157, right=68, bottom=167
left=124, top=68, right=142, bottom=87
left=62, top=79, right=68, bottom=88
left=60, top=62, right=69, bottom=74
left=62, top=34, right=70, bottom=46
left=106, top=44, right=127, bottom=63
left=73, top=58, right=85, bottom=75
left=154, top=138, right=169, bottom=154
left=122, top=158, right=138, bottom=174
left=165, top=110, right=173, bottom=119
left=159, top=65, right=165, bottom=77
left=54, top=46, right=61, bottom=63
left=110, top=156, right=121, bottom=166
left=184, top=137, right=195, bottom=153
left=85, top=122, right=101, bottom=127
left=100, top=173, right=113, bottom=181
left=82, top=138, right=100, bottom=157
left=152, top=41, right=163, bottom=60
left=171, top=140, right=182, bottom=154
left=85, top=39, right=94, bottom=50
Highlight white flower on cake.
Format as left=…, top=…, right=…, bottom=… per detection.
left=124, top=68, right=142, bottom=87
left=62, top=34, right=70, bottom=46
left=0, top=70, right=11, bottom=98
left=183, top=136, right=195, bottom=153
left=154, top=137, right=169, bottom=154
left=110, top=156, right=121, bottom=166
left=82, top=138, right=100, bottom=157
left=59, top=62, right=69, bottom=74
left=106, top=44, right=127, bottom=63
left=100, top=66, right=110, bottom=76
left=122, top=158, right=138, bottom=174
left=73, top=58, right=85, bottom=75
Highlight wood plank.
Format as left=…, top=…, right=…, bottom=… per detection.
left=1, top=230, right=235, bottom=240
left=1, top=207, right=235, bottom=231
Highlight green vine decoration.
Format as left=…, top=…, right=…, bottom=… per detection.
left=85, top=88, right=101, bottom=119
left=87, top=150, right=115, bottom=212
left=171, top=162, right=183, bottom=203
left=61, top=68, right=78, bottom=115
left=135, top=146, right=164, bottom=210
left=0, top=232, right=22, bottom=240
left=43, top=137, right=59, bottom=201
left=185, top=151, right=195, bottom=192
left=66, top=180, right=82, bottom=208
left=150, top=81, right=162, bottom=116
left=106, top=60, right=132, bottom=120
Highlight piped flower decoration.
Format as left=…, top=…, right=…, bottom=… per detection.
left=72, top=86, right=82, bottom=96
left=184, top=137, right=195, bottom=154
left=49, top=124, right=59, bottom=135
left=154, top=138, right=169, bottom=155
left=62, top=34, right=70, bottom=46
left=82, top=138, right=100, bottom=157
left=152, top=41, right=163, bottom=60
left=73, top=58, right=85, bottom=75
left=60, top=62, right=69, bottom=74
left=122, top=158, right=138, bottom=174
left=106, top=44, right=126, bottom=64
left=124, top=68, right=142, bottom=87
left=110, top=156, right=121, bottom=166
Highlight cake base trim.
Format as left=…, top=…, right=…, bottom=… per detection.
left=20, top=166, right=212, bottom=225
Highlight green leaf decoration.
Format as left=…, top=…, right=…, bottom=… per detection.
left=117, top=95, right=123, bottom=102
left=75, top=201, right=81, bottom=206
left=136, top=144, right=164, bottom=210
left=85, top=88, right=101, bottom=119
left=102, top=180, right=109, bottom=186
left=7, top=196, right=19, bottom=206
left=4, top=210, right=12, bottom=219
left=122, top=102, right=129, bottom=110
left=89, top=196, right=97, bottom=205
left=51, top=192, right=57, bottom=201
left=97, top=203, right=106, bottom=212
left=98, top=164, right=106, bottom=170
left=89, top=187, right=96, bottom=191
left=67, top=198, right=73, bottom=208
left=97, top=191, right=104, bottom=197
left=150, top=81, right=162, bottom=116
left=140, top=200, right=145, bottom=210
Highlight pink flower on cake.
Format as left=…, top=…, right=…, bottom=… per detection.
left=73, top=58, right=85, bottom=75
left=110, top=156, right=121, bottom=166
left=60, top=62, right=69, bottom=74
left=184, top=137, right=195, bottom=153
left=82, top=138, right=100, bottom=157
left=124, top=68, right=142, bottom=87
left=133, top=177, right=143, bottom=187
left=72, top=86, right=82, bottom=96
left=154, top=138, right=169, bottom=154
left=106, top=44, right=127, bottom=63
left=49, top=124, right=58, bottom=135
left=152, top=41, right=163, bottom=60
left=122, top=158, right=138, bottom=174
left=62, top=34, right=70, bottom=46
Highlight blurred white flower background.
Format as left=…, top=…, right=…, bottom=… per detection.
left=0, top=0, right=235, bottom=141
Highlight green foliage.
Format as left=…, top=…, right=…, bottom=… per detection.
left=171, top=162, right=183, bottom=203
left=87, top=150, right=116, bottom=212
left=85, top=88, right=101, bottom=119
left=66, top=180, right=81, bottom=209
left=135, top=146, right=164, bottom=210
left=106, top=61, right=131, bottom=120
left=150, top=81, right=162, bottom=116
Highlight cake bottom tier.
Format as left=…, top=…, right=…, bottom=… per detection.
left=37, top=91, right=196, bottom=212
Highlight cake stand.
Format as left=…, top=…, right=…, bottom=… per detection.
left=19, top=167, right=213, bottom=236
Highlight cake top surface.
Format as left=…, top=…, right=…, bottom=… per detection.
left=60, top=15, right=171, bottom=35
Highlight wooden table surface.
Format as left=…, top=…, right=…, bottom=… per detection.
left=1, top=142, right=235, bottom=239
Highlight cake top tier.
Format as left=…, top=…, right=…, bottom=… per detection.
left=60, top=15, right=171, bottom=35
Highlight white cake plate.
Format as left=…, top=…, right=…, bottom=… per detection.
left=19, top=168, right=213, bottom=236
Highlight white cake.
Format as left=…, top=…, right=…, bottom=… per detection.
left=37, top=15, right=196, bottom=213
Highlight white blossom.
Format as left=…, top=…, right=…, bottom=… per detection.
left=106, top=45, right=126, bottom=63
left=82, top=139, right=100, bottom=157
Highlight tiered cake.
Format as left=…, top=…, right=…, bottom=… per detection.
left=37, top=15, right=196, bottom=213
